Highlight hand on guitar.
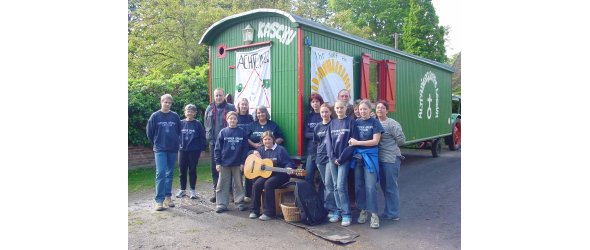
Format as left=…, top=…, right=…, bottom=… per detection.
left=285, top=168, right=306, bottom=177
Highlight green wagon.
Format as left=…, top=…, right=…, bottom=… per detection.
left=199, top=8, right=459, bottom=159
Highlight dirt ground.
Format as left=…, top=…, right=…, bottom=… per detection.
left=129, top=149, right=460, bottom=249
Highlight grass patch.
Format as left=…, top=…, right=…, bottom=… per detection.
left=128, top=163, right=213, bottom=192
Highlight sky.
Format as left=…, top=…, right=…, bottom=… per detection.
left=431, top=0, right=461, bottom=57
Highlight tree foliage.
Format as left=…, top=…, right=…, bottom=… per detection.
left=128, top=65, right=210, bottom=146
left=327, top=0, right=410, bottom=49
left=402, top=0, right=447, bottom=63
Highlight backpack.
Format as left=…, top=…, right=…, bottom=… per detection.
left=294, top=181, right=327, bottom=226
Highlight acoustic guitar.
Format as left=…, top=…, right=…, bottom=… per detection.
left=244, top=154, right=306, bottom=179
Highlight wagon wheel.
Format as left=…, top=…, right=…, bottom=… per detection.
left=431, top=138, right=442, bottom=157
left=448, top=119, right=461, bottom=151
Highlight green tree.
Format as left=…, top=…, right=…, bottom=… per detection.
left=327, top=0, right=409, bottom=49
left=291, top=0, right=331, bottom=23
left=128, top=0, right=234, bottom=79
left=402, top=0, right=447, bottom=63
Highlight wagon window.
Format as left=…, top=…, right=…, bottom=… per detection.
left=368, top=62, right=379, bottom=102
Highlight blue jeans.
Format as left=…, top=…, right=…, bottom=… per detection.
left=379, top=159, right=401, bottom=218
left=326, top=161, right=351, bottom=216
left=154, top=151, right=178, bottom=203
left=317, top=162, right=333, bottom=210
left=354, top=161, right=378, bottom=213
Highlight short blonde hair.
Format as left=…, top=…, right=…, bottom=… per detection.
left=226, top=111, right=238, bottom=120
left=160, top=94, right=173, bottom=102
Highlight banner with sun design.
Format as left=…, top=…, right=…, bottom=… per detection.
left=310, top=47, right=354, bottom=106
left=235, top=46, right=272, bottom=116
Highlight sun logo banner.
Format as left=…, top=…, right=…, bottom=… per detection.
left=310, top=47, right=354, bottom=106
left=235, top=46, right=272, bottom=116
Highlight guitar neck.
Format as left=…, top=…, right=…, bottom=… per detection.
left=261, top=165, right=291, bottom=173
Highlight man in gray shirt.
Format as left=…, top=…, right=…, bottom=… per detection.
left=204, top=88, right=236, bottom=202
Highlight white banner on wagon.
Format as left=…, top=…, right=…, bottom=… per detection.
left=310, top=47, right=354, bottom=106
left=235, top=46, right=272, bottom=116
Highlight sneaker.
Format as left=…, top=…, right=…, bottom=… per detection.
left=341, top=215, right=351, bottom=226
left=357, top=210, right=369, bottom=224
left=249, top=212, right=259, bottom=219
left=164, top=196, right=175, bottom=208
left=382, top=215, right=400, bottom=221
left=176, top=190, right=186, bottom=198
left=155, top=202, right=164, bottom=211
left=370, top=213, right=380, bottom=229
left=215, top=207, right=226, bottom=213
left=237, top=205, right=248, bottom=211
left=329, top=212, right=340, bottom=223
left=209, top=195, right=216, bottom=203
left=189, top=190, right=198, bottom=199
left=259, top=214, right=272, bottom=221
left=244, top=197, right=251, bottom=203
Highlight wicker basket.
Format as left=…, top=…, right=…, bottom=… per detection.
left=280, top=203, right=301, bottom=222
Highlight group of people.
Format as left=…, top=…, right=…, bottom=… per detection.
left=145, top=88, right=406, bottom=229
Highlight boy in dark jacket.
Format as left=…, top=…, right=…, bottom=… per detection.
left=214, top=111, right=248, bottom=212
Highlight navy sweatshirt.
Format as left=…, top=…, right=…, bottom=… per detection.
left=214, top=127, right=249, bottom=167
left=354, top=117, right=384, bottom=149
left=237, top=114, right=254, bottom=135
left=313, top=120, right=331, bottom=165
left=146, top=110, right=181, bottom=152
left=326, top=115, right=357, bottom=163
left=257, top=144, right=294, bottom=167
left=304, top=112, right=322, bottom=156
left=179, top=119, right=206, bottom=152
left=249, top=120, right=284, bottom=146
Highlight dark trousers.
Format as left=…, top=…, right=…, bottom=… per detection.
left=209, top=144, right=219, bottom=192
left=179, top=150, right=201, bottom=190
left=251, top=173, right=290, bottom=217
left=244, top=178, right=253, bottom=197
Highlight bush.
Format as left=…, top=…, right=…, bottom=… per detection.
left=128, top=65, right=210, bottom=146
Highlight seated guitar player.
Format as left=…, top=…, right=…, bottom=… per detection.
left=248, top=131, right=294, bottom=221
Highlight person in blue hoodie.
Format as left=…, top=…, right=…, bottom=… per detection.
left=349, top=99, right=384, bottom=229
left=214, top=111, right=249, bottom=213
left=146, top=94, right=181, bottom=211
left=325, top=100, right=358, bottom=226
left=248, top=131, right=295, bottom=221
left=176, top=104, right=206, bottom=199
left=304, top=93, right=324, bottom=191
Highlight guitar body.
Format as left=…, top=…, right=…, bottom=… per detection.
left=244, top=154, right=274, bottom=179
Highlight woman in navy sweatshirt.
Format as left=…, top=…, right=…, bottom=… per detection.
left=176, top=104, right=206, bottom=199
left=325, top=100, right=358, bottom=226
left=248, top=106, right=284, bottom=149
left=236, top=98, right=255, bottom=202
left=304, top=93, right=324, bottom=191
left=248, top=131, right=294, bottom=221
left=349, top=99, right=384, bottom=229
left=146, top=94, right=181, bottom=211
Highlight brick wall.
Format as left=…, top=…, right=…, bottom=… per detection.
left=128, top=145, right=211, bottom=169
left=128, top=145, right=155, bottom=168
